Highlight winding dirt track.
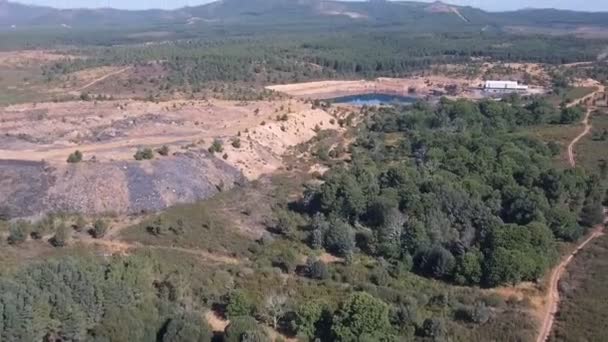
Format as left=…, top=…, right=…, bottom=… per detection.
left=537, top=89, right=605, bottom=342
left=79, top=238, right=240, bottom=265
left=72, top=66, right=131, bottom=93
left=566, top=109, right=592, bottom=167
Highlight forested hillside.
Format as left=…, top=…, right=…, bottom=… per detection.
left=1, top=1, right=607, bottom=341
left=2, top=0, right=608, bottom=31
left=1, top=94, right=602, bottom=341
left=298, top=97, right=603, bottom=290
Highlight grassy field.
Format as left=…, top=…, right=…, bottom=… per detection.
left=545, top=86, right=598, bottom=107
left=575, top=109, right=608, bottom=174
left=0, top=66, right=49, bottom=106
left=564, top=87, right=598, bottom=103
left=549, top=233, right=608, bottom=342
left=524, top=123, right=583, bottom=168
left=547, top=108, right=608, bottom=342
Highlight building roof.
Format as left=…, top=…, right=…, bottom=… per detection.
left=484, top=80, right=528, bottom=90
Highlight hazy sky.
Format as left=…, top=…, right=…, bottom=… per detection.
left=16, top=0, right=608, bottom=12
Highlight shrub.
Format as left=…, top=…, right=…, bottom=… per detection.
left=332, top=292, right=393, bottom=341
left=73, top=216, right=87, bottom=232
left=92, top=219, right=108, bottom=238
left=421, top=318, right=445, bottom=338
left=324, top=220, right=355, bottom=257
left=559, top=106, right=584, bottom=124
left=134, top=148, right=154, bottom=160
left=455, top=303, right=491, bottom=324
left=547, top=141, right=561, bottom=156
left=156, top=145, right=170, bottom=156
left=161, top=313, right=213, bottom=342
left=315, top=145, right=330, bottom=162
left=50, top=223, right=69, bottom=247
left=8, top=220, right=29, bottom=245
left=482, top=293, right=506, bottom=308
left=208, top=139, right=224, bottom=154
left=271, top=208, right=305, bottom=238
left=224, top=316, right=270, bottom=342
left=271, top=249, right=298, bottom=274
left=307, top=259, right=329, bottom=280
left=67, top=150, right=83, bottom=163
left=226, top=291, right=253, bottom=318
left=231, top=138, right=241, bottom=149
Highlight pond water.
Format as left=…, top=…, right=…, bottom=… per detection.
left=329, top=93, right=418, bottom=106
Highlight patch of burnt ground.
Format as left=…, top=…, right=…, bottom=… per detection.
left=0, top=150, right=245, bottom=219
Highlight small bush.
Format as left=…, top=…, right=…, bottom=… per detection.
left=224, top=316, right=269, bottom=342
left=226, top=291, right=254, bottom=318
left=67, top=150, right=83, bottom=163
left=8, top=221, right=29, bottom=245
left=156, top=145, right=170, bottom=156
left=73, top=216, right=87, bottom=232
left=134, top=148, right=154, bottom=160
left=315, top=145, right=330, bottom=162
left=50, top=223, right=69, bottom=247
left=208, top=139, right=224, bottom=154
left=231, top=138, right=241, bottom=149
left=307, top=259, right=329, bottom=280
left=91, top=219, right=108, bottom=238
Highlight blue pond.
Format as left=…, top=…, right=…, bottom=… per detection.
left=330, top=93, right=417, bottom=106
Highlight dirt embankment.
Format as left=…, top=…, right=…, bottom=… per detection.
left=0, top=151, right=244, bottom=219
left=0, top=97, right=339, bottom=217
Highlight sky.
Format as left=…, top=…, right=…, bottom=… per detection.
left=16, top=0, right=608, bottom=12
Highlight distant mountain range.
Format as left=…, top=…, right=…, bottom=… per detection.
left=1, top=0, right=608, bottom=30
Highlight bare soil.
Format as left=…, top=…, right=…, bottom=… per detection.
left=0, top=50, right=79, bottom=68
left=0, top=97, right=338, bottom=217
left=266, top=76, right=480, bottom=99
left=267, top=74, right=546, bottom=100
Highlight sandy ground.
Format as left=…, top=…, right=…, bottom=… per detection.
left=267, top=75, right=546, bottom=100
left=0, top=98, right=338, bottom=180
left=266, top=76, right=480, bottom=99
left=0, top=50, right=79, bottom=68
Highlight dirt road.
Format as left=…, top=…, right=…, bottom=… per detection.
left=536, top=225, right=605, bottom=342
left=566, top=108, right=592, bottom=167
left=537, top=88, right=605, bottom=342
left=72, top=66, right=131, bottom=93
left=78, top=237, right=240, bottom=265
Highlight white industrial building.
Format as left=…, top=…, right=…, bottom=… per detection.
left=484, top=80, right=529, bottom=92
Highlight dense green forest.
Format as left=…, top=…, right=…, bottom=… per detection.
left=0, top=255, right=215, bottom=341
left=36, top=32, right=608, bottom=94
left=297, top=97, right=603, bottom=288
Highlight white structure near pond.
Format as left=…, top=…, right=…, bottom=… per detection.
left=484, top=80, right=529, bottom=92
